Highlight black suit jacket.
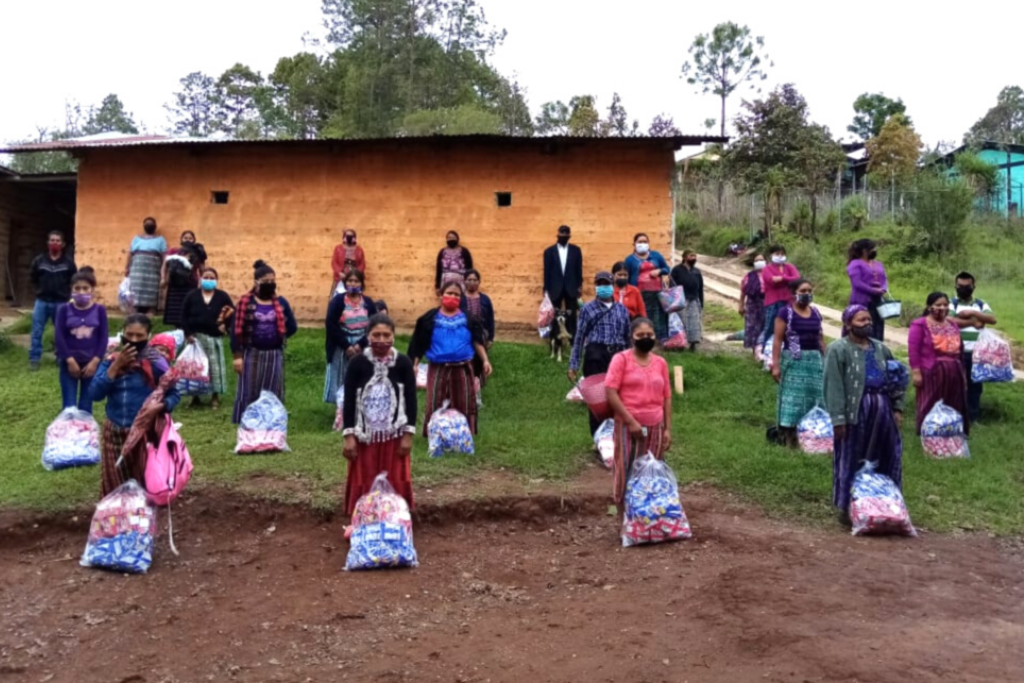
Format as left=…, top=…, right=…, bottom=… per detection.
left=543, top=243, right=583, bottom=304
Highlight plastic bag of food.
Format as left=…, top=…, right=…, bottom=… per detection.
left=797, top=405, right=833, bottom=455
left=80, top=480, right=157, bottom=574
left=539, top=325, right=551, bottom=339
left=344, top=472, right=418, bottom=571
left=849, top=462, right=916, bottom=537
left=118, top=277, right=135, bottom=314
left=416, top=362, right=429, bottom=390
left=621, top=453, right=691, bottom=547
left=971, top=330, right=1014, bottom=383
left=538, top=293, right=555, bottom=329
left=663, top=313, right=689, bottom=350
left=333, top=387, right=345, bottom=432
left=920, top=400, right=969, bottom=459
left=235, top=390, right=290, bottom=454
left=41, top=408, right=101, bottom=471
left=565, top=386, right=585, bottom=403
left=594, top=419, right=615, bottom=469
left=426, top=401, right=474, bottom=458
left=169, top=329, right=187, bottom=353
left=761, top=338, right=774, bottom=372
left=175, top=341, right=211, bottom=396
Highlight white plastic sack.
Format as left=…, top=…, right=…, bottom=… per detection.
left=565, top=386, right=585, bottom=403
left=175, top=341, right=211, bottom=396
left=797, top=405, right=833, bottom=455
left=621, top=454, right=691, bottom=547
left=333, top=386, right=345, bottom=432
left=426, top=400, right=474, bottom=457
left=42, top=408, right=100, bottom=471
left=972, top=329, right=1014, bottom=383
left=920, top=400, right=969, bottom=459
left=235, top=390, right=290, bottom=454
left=594, top=419, right=614, bottom=469
left=80, top=480, right=157, bottom=574
left=416, top=362, right=429, bottom=390
left=118, top=277, right=135, bottom=314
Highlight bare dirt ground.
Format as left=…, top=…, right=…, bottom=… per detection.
left=2, top=467, right=1023, bottom=683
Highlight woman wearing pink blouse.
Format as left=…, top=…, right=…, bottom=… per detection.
left=605, top=317, right=673, bottom=518
left=759, top=245, right=801, bottom=345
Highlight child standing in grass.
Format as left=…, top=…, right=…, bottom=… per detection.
left=54, top=267, right=108, bottom=413
left=89, top=314, right=180, bottom=497
left=605, top=317, right=672, bottom=517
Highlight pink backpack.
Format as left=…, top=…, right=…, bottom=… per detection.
left=145, top=419, right=194, bottom=507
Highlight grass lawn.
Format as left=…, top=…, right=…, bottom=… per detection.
left=2, top=321, right=1023, bottom=535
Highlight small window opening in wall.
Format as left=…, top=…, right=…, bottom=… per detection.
left=495, top=192, right=512, bottom=207
left=211, top=191, right=230, bottom=205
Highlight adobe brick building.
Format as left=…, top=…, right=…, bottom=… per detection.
left=1, top=134, right=720, bottom=328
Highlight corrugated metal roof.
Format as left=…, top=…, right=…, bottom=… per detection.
left=0, top=132, right=727, bottom=154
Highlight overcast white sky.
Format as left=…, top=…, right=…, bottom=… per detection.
left=0, top=0, right=1017, bottom=148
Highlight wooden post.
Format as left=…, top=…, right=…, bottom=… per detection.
left=674, top=365, right=684, bottom=395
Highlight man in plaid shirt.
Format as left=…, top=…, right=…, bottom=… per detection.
left=569, top=271, right=632, bottom=435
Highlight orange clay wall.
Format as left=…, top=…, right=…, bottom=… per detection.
left=73, top=139, right=675, bottom=329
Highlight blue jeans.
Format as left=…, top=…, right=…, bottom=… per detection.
left=760, top=301, right=785, bottom=346
left=59, top=361, right=94, bottom=414
left=30, top=300, right=61, bottom=363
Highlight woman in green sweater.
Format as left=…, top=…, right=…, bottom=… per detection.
left=823, top=305, right=907, bottom=525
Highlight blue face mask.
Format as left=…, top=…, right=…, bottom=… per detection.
left=595, top=285, right=614, bottom=300
left=200, top=279, right=217, bottom=291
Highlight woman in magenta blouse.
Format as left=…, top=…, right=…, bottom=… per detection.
left=908, top=292, right=968, bottom=435
left=759, top=245, right=801, bottom=345
left=846, top=239, right=889, bottom=341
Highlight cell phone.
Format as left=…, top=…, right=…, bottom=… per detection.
left=641, top=426, right=649, bottom=438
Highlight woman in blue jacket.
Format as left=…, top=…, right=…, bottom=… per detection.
left=623, top=233, right=672, bottom=341
left=90, top=313, right=180, bottom=496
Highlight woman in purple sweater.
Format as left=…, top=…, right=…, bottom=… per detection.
left=846, top=239, right=889, bottom=341
left=54, top=267, right=109, bottom=413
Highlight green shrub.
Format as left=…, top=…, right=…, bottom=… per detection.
left=910, top=175, right=975, bottom=257
left=788, top=201, right=813, bottom=236
left=839, top=195, right=868, bottom=231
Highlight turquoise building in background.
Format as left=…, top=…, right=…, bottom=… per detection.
left=940, top=141, right=1024, bottom=216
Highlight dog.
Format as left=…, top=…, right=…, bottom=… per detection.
left=550, top=310, right=574, bottom=363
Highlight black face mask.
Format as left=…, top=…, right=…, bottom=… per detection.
left=144, top=224, right=157, bottom=235
left=121, top=337, right=148, bottom=356
left=615, top=278, right=628, bottom=288
left=634, top=337, right=656, bottom=353
left=446, top=239, right=458, bottom=249
left=850, top=324, right=874, bottom=339
left=955, top=286, right=974, bottom=299
left=686, top=259, right=697, bottom=266
left=557, top=235, right=570, bottom=246
left=257, top=282, right=277, bottom=299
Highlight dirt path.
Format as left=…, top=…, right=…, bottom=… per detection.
left=2, top=468, right=1022, bottom=683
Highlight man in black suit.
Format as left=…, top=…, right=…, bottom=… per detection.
left=543, top=224, right=583, bottom=336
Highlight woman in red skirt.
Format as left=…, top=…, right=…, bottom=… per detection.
left=908, top=292, right=969, bottom=435
left=605, top=317, right=673, bottom=517
left=408, top=281, right=492, bottom=437
left=342, top=314, right=418, bottom=515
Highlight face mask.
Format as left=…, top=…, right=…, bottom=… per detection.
left=144, top=224, right=157, bottom=235
left=48, top=244, right=62, bottom=255
left=441, top=295, right=461, bottom=311
left=72, top=293, right=92, bottom=307
left=466, top=281, right=479, bottom=292
left=635, top=243, right=650, bottom=255
left=370, top=340, right=393, bottom=357
left=868, top=250, right=877, bottom=260
left=201, top=279, right=217, bottom=291
left=615, top=278, right=628, bottom=288
left=257, top=282, right=277, bottom=299
left=557, top=236, right=570, bottom=246
left=345, top=235, right=356, bottom=246
left=772, top=255, right=787, bottom=264
left=955, top=286, right=974, bottom=299
left=595, top=285, right=614, bottom=300
left=634, top=337, right=656, bottom=353
left=850, top=324, right=873, bottom=339
left=796, top=293, right=814, bottom=305
left=446, top=239, right=458, bottom=249
left=121, top=337, right=148, bottom=356
left=753, top=260, right=766, bottom=271
left=686, top=259, right=697, bottom=266
left=346, top=285, right=363, bottom=295
left=182, top=239, right=194, bottom=247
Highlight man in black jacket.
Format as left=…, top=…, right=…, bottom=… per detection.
left=29, top=231, right=76, bottom=370
left=542, top=224, right=583, bottom=336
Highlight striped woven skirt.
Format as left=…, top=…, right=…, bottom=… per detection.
left=163, top=284, right=191, bottom=327
left=777, top=351, right=824, bottom=428
left=100, top=420, right=136, bottom=498
left=833, top=388, right=902, bottom=513
left=423, top=362, right=477, bottom=437
left=612, top=419, right=667, bottom=505
left=232, top=347, right=285, bottom=424
left=641, top=291, right=669, bottom=341
left=195, top=333, right=228, bottom=395
left=323, top=348, right=351, bottom=404
left=682, top=299, right=703, bottom=345
left=128, top=251, right=163, bottom=309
